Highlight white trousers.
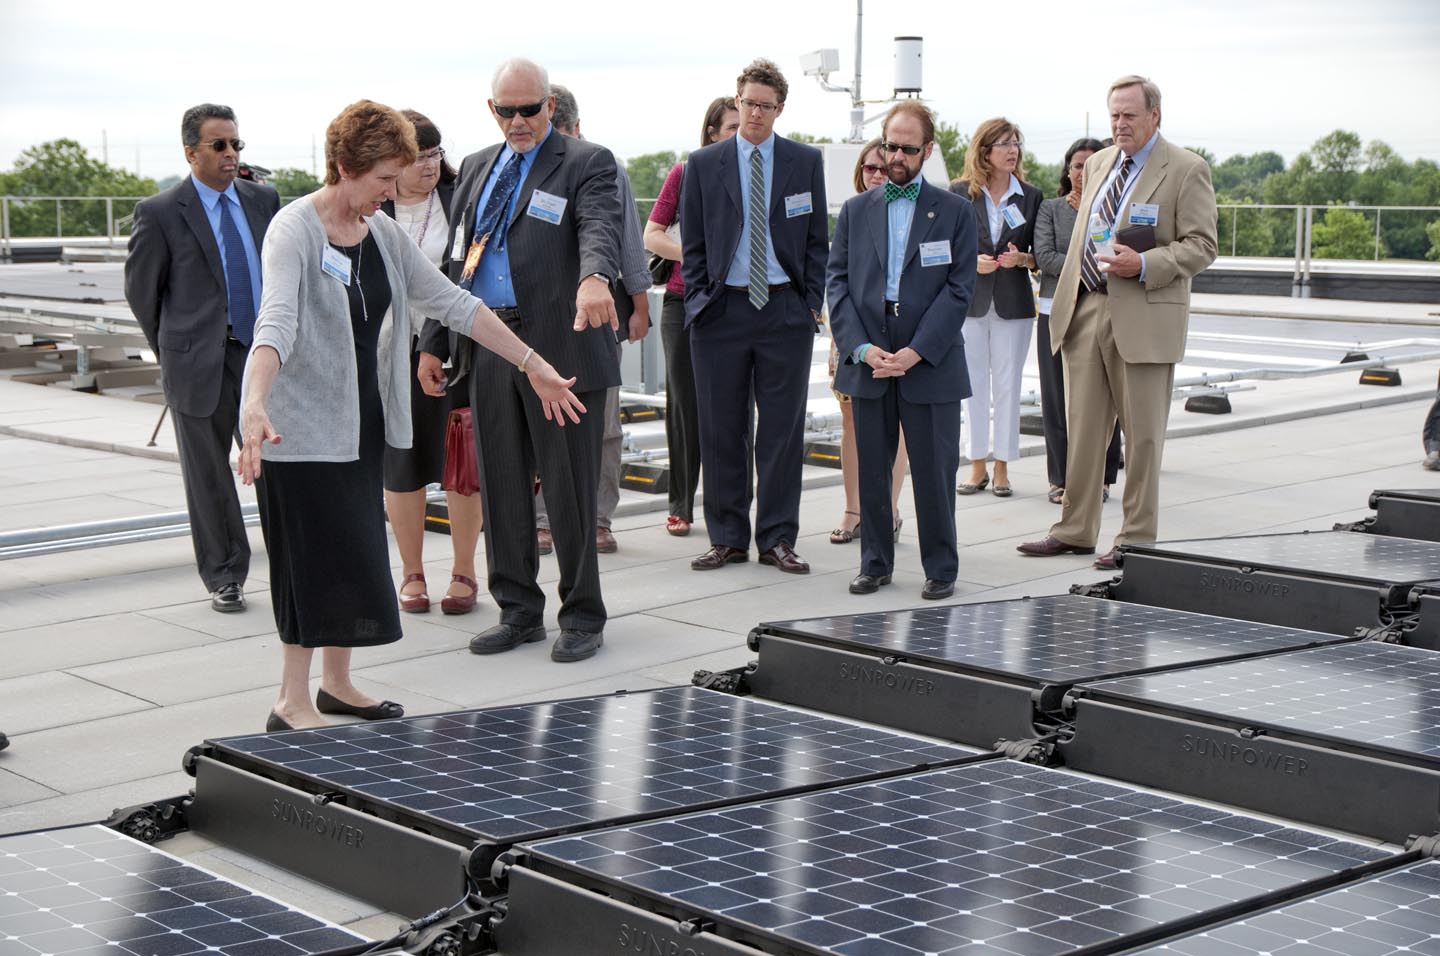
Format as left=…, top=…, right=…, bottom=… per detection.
left=961, top=310, right=1034, bottom=463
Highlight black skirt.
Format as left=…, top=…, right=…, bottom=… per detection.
left=258, top=232, right=400, bottom=648
left=382, top=340, right=469, bottom=493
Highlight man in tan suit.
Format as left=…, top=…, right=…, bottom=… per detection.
left=1018, top=75, right=1217, bottom=569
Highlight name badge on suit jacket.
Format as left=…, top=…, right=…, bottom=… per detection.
left=1001, top=205, right=1026, bottom=229
left=784, top=192, right=813, bottom=218
left=526, top=190, right=567, bottom=225
left=1129, top=202, right=1159, bottom=226
left=919, top=240, right=952, bottom=267
left=452, top=221, right=467, bottom=260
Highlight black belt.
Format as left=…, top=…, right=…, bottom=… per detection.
left=492, top=306, right=522, bottom=321
left=1078, top=281, right=1107, bottom=296
left=883, top=300, right=901, bottom=317
left=725, top=282, right=791, bottom=295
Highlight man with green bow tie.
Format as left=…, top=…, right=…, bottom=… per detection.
left=826, top=101, right=979, bottom=601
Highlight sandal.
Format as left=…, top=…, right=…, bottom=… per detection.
left=957, top=475, right=990, bottom=496
left=666, top=515, right=691, bottom=537
left=441, top=573, right=478, bottom=615
left=992, top=483, right=1013, bottom=498
left=1103, top=485, right=1111, bottom=502
left=398, top=572, right=429, bottom=613
left=829, top=511, right=861, bottom=544
left=1048, top=486, right=1065, bottom=505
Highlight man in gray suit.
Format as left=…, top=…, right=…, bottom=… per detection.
left=125, top=103, right=279, bottom=612
left=420, top=58, right=620, bottom=663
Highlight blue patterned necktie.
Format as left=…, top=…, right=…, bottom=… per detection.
left=746, top=147, right=769, bottom=310
left=459, top=153, right=524, bottom=292
left=218, top=195, right=255, bottom=344
left=884, top=181, right=919, bottom=203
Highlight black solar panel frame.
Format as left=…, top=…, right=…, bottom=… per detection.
left=501, top=762, right=1405, bottom=956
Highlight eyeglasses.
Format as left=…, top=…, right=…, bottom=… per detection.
left=738, top=98, right=781, bottom=115
left=492, top=99, right=547, bottom=119
left=416, top=147, right=446, bottom=165
left=988, top=140, right=1023, bottom=150
left=194, top=138, right=244, bottom=153
left=861, top=163, right=886, bottom=177
left=880, top=141, right=923, bottom=157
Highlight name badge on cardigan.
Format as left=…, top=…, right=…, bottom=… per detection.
left=784, top=192, right=813, bottom=217
left=321, top=245, right=352, bottom=284
left=526, top=190, right=567, bottom=225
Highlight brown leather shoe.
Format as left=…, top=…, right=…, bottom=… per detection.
left=1093, top=549, right=1119, bottom=571
left=690, top=544, right=748, bottom=570
left=759, top=542, right=810, bottom=574
left=596, top=526, right=618, bottom=553
left=1016, top=535, right=1096, bottom=557
left=536, top=528, right=553, bottom=555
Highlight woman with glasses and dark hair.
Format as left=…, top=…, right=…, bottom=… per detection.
left=1035, top=136, right=1122, bottom=505
left=643, top=96, right=740, bottom=538
left=828, top=138, right=909, bottom=545
left=378, top=110, right=484, bottom=616
left=239, top=99, right=583, bottom=732
left=951, top=118, right=1044, bottom=498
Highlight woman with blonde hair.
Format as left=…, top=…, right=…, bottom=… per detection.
left=951, top=118, right=1044, bottom=498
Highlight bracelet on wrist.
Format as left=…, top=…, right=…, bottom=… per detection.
left=518, top=347, right=534, bottom=374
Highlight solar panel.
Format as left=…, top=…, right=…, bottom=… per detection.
left=0, top=825, right=362, bottom=956
left=1140, top=531, right=1440, bottom=583
left=761, top=596, right=1343, bottom=684
left=1135, top=861, right=1440, bottom=955
left=208, top=687, right=980, bottom=843
left=1083, top=642, right=1440, bottom=761
left=523, top=761, right=1391, bottom=956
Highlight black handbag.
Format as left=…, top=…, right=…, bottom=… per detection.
left=648, top=252, right=674, bottom=285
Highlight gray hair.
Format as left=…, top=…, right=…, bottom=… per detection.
left=1108, top=74, right=1162, bottom=121
left=491, top=58, right=551, bottom=99
left=550, top=84, right=579, bottom=135
left=181, top=103, right=236, bottom=147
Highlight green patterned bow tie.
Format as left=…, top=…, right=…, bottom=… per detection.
left=884, top=181, right=920, bottom=203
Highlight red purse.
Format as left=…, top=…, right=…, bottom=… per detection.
left=441, top=408, right=480, bottom=496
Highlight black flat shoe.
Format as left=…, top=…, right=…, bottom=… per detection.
left=266, top=710, right=293, bottom=733
left=315, top=688, right=405, bottom=721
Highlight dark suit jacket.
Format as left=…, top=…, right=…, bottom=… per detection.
left=827, top=180, right=978, bottom=404
left=420, top=131, right=621, bottom=392
left=679, top=134, right=828, bottom=326
left=951, top=179, right=1043, bottom=319
left=124, top=176, right=280, bottom=417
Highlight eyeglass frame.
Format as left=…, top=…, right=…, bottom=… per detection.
left=879, top=141, right=926, bottom=157
left=737, top=97, right=782, bottom=115
left=492, top=99, right=548, bottom=119
left=192, top=138, right=245, bottom=153
left=987, top=140, right=1024, bottom=151
left=861, top=163, right=887, bottom=177
left=415, top=147, right=446, bottom=165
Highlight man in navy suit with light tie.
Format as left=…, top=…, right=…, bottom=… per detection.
left=681, top=58, right=828, bottom=575
left=827, top=101, right=978, bottom=600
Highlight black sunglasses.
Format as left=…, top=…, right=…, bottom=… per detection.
left=194, top=138, right=244, bottom=153
left=492, top=99, right=548, bottom=119
left=880, top=141, right=923, bottom=157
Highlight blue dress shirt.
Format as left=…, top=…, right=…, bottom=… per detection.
left=1088, top=130, right=1159, bottom=282
left=472, top=125, right=553, bottom=308
left=885, top=174, right=921, bottom=300
left=725, top=133, right=789, bottom=288
left=190, top=177, right=262, bottom=318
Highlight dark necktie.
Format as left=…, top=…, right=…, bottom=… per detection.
left=884, top=181, right=919, bottom=203
left=462, top=153, right=523, bottom=292
left=747, top=147, right=769, bottom=310
left=1080, top=156, right=1134, bottom=292
left=218, top=195, right=255, bottom=344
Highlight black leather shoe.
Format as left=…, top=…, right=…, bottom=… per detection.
left=551, top=629, right=604, bottom=662
left=921, top=579, right=955, bottom=600
left=759, top=542, right=810, bottom=574
left=266, top=710, right=293, bottom=733
left=0, top=731, right=9, bottom=752
left=849, top=573, right=892, bottom=594
left=469, top=622, right=547, bottom=655
left=1015, top=535, right=1096, bottom=557
left=211, top=583, right=245, bottom=613
left=316, top=688, right=404, bottom=721
left=691, top=544, right=748, bottom=570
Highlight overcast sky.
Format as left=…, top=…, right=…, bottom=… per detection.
left=3, top=0, right=1438, bottom=189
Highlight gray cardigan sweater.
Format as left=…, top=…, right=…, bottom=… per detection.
left=1034, top=195, right=1078, bottom=301
left=246, top=196, right=478, bottom=461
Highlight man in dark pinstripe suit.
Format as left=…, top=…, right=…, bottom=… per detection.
left=419, top=58, right=620, bottom=663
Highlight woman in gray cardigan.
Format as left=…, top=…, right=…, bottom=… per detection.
left=238, top=101, right=583, bottom=733
left=1034, top=136, right=1121, bottom=505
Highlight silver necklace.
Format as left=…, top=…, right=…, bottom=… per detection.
left=350, top=237, right=368, bottom=323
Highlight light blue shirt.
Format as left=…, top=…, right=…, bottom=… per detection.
left=1088, top=130, right=1159, bottom=282
left=982, top=174, right=1025, bottom=246
left=725, top=133, right=788, bottom=289
left=190, top=176, right=262, bottom=318
left=472, top=125, right=553, bottom=308
left=885, top=174, right=921, bottom=300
